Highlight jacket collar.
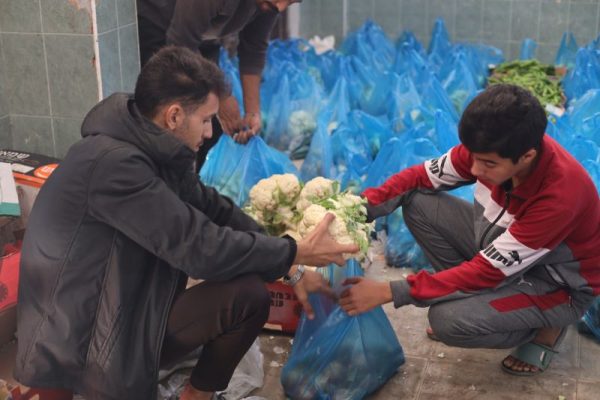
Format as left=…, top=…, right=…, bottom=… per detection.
left=81, top=93, right=196, bottom=174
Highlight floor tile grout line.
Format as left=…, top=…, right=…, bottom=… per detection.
left=413, top=358, right=430, bottom=400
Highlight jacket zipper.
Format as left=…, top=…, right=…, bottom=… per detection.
left=479, top=188, right=511, bottom=250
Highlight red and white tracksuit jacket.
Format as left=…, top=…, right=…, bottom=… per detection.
left=363, top=135, right=600, bottom=308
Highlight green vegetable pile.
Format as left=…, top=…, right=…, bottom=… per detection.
left=488, top=60, right=564, bottom=109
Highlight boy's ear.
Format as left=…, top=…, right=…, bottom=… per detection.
left=520, top=148, right=537, bottom=164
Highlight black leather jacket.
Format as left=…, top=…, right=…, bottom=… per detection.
left=15, top=93, right=295, bottom=399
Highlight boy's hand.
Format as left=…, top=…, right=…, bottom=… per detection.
left=338, top=277, right=393, bottom=316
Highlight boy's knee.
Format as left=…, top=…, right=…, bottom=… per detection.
left=428, top=303, right=468, bottom=345
left=402, top=191, right=436, bottom=225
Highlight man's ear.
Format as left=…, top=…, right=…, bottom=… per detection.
left=520, top=148, right=537, bottom=165
left=164, top=103, right=184, bottom=130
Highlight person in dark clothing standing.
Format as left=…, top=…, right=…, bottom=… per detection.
left=137, top=0, right=301, bottom=171
left=14, top=46, right=357, bottom=400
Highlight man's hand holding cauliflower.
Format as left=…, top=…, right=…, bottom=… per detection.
left=244, top=174, right=373, bottom=319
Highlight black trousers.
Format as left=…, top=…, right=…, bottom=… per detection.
left=159, top=274, right=270, bottom=391
left=137, top=15, right=224, bottom=173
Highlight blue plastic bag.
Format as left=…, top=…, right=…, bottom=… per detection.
left=555, top=32, right=578, bottom=69
left=562, top=48, right=600, bottom=102
left=341, top=20, right=395, bottom=73
left=385, top=208, right=430, bottom=271
left=199, top=135, right=298, bottom=206
left=219, top=49, right=243, bottom=107
left=520, top=38, right=538, bottom=60
left=427, top=19, right=453, bottom=74
left=580, top=297, right=600, bottom=341
left=395, top=30, right=425, bottom=56
left=281, top=260, right=405, bottom=400
left=300, top=120, right=335, bottom=182
left=439, top=51, right=481, bottom=114
left=388, top=73, right=422, bottom=133
left=261, top=62, right=323, bottom=158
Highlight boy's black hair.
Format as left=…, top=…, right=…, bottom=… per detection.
left=134, top=46, right=229, bottom=118
left=458, top=84, right=547, bottom=163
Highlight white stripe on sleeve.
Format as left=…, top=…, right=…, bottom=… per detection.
left=424, top=149, right=469, bottom=189
left=481, top=230, right=550, bottom=276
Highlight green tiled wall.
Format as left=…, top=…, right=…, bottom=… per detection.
left=297, top=0, right=600, bottom=64
left=0, top=0, right=139, bottom=158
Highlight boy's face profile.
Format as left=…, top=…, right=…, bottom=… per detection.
left=470, top=149, right=537, bottom=186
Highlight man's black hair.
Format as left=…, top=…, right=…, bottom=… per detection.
left=458, top=84, right=547, bottom=163
left=134, top=46, right=229, bottom=118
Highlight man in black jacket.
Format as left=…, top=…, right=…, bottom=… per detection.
left=14, top=46, right=356, bottom=400
left=137, top=0, right=302, bottom=171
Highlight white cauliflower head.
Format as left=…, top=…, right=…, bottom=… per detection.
left=297, top=177, right=340, bottom=211
left=298, top=204, right=359, bottom=259
left=249, top=173, right=301, bottom=211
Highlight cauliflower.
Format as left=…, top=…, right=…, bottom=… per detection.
left=298, top=196, right=371, bottom=260
left=245, top=175, right=372, bottom=261
left=246, top=174, right=302, bottom=236
left=297, top=177, right=340, bottom=211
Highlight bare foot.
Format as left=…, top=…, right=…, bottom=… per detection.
left=179, top=383, right=214, bottom=400
left=502, top=327, right=563, bottom=374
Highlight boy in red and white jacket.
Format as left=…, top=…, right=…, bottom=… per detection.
left=340, top=84, right=600, bottom=375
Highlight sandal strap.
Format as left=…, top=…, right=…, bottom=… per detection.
left=510, top=342, right=558, bottom=371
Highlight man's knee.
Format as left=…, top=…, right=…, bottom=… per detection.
left=232, top=274, right=271, bottom=321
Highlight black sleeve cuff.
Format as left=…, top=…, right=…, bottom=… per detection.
left=282, top=234, right=297, bottom=271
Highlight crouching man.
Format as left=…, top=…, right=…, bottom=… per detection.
left=14, top=46, right=357, bottom=400
left=340, top=84, right=600, bottom=376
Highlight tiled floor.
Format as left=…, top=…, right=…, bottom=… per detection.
left=2, top=259, right=599, bottom=399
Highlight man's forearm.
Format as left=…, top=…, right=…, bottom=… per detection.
left=241, top=73, right=261, bottom=115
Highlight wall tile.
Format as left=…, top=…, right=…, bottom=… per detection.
left=510, top=0, right=540, bottom=42
left=1, top=33, right=50, bottom=115
left=568, top=2, right=599, bottom=45
left=482, top=0, right=511, bottom=42
left=117, top=0, right=137, bottom=27
left=508, top=40, right=524, bottom=61
left=96, top=0, right=117, bottom=34
left=373, top=0, right=402, bottom=40
left=320, top=0, right=344, bottom=45
left=10, top=115, right=54, bottom=155
left=52, top=117, right=82, bottom=158
left=485, top=39, right=511, bottom=62
left=454, top=0, right=482, bottom=41
left=98, top=30, right=121, bottom=98
left=45, top=34, right=99, bottom=118
left=119, top=24, right=141, bottom=93
left=0, top=117, right=12, bottom=149
left=0, top=38, right=8, bottom=117
left=298, top=1, right=321, bottom=40
left=427, top=0, right=456, bottom=42
left=401, top=0, right=428, bottom=46
left=40, top=0, right=93, bottom=34
left=539, top=0, right=568, bottom=44
left=535, top=43, right=557, bottom=64
left=0, top=0, right=42, bottom=33
left=347, top=0, right=374, bottom=32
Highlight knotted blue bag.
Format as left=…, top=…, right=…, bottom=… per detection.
left=199, top=135, right=298, bottom=207
left=281, top=260, right=405, bottom=400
